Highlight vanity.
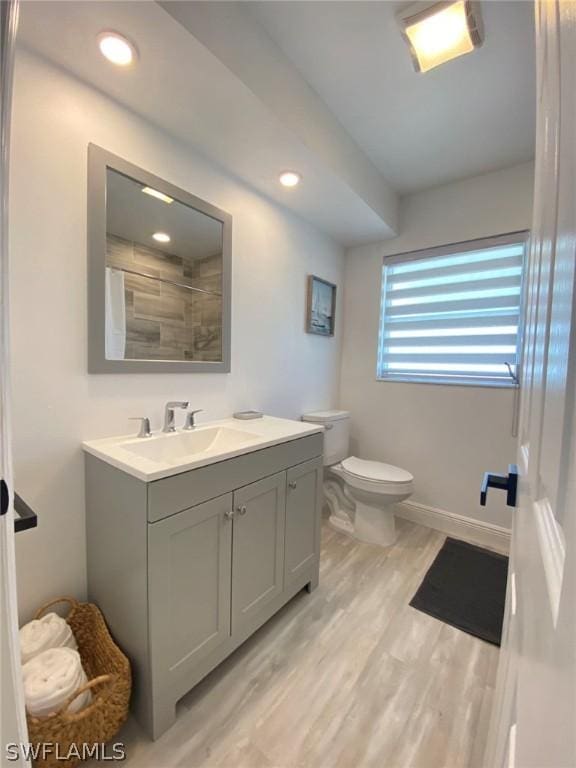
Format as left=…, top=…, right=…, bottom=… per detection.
left=83, top=416, right=324, bottom=739
left=84, top=149, right=324, bottom=738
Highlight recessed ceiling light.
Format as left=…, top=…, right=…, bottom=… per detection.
left=152, top=232, right=171, bottom=243
left=97, top=31, right=137, bottom=67
left=398, top=1, right=483, bottom=73
left=142, top=187, right=174, bottom=204
left=279, top=171, right=301, bottom=188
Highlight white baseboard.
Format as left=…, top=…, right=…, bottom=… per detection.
left=396, top=500, right=511, bottom=554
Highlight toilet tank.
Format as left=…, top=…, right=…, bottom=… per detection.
left=302, top=410, right=350, bottom=466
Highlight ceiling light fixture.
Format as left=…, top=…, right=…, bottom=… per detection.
left=279, top=171, right=301, bottom=188
left=397, top=1, right=483, bottom=73
left=97, top=31, right=137, bottom=66
left=142, top=187, right=174, bottom=204
left=152, top=232, right=171, bottom=243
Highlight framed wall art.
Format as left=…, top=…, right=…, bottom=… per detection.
left=306, top=275, right=336, bottom=336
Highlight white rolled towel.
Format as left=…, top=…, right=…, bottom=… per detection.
left=19, top=612, right=77, bottom=664
left=23, top=647, right=92, bottom=718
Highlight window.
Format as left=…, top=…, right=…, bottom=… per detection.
left=377, top=233, right=527, bottom=387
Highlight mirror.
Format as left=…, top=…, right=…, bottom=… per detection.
left=88, top=145, right=231, bottom=373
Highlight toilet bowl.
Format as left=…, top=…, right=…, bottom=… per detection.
left=331, top=457, right=413, bottom=546
left=302, top=411, right=414, bottom=547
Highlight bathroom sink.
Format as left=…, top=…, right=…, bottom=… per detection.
left=82, top=416, right=324, bottom=481
left=122, top=427, right=260, bottom=464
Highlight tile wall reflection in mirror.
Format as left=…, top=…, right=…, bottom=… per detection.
left=105, top=168, right=224, bottom=362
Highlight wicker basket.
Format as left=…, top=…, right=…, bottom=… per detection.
left=25, top=597, right=131, bottom=768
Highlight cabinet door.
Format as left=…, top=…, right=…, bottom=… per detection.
left=231, top=472, right=286, bottom=630
left=285, top=459, right=322, bottom=587
left=148, top=493, right=232, bottom=677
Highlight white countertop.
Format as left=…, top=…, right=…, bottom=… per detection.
left=82, top=415, right=324, bottom=482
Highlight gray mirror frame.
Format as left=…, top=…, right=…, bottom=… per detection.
left=87, top=144, right=232, bottom=373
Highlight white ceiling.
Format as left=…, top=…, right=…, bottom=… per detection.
left=18, top=1, right=397, bottom=245
left=17, top=1, right=535, bottom=245
left=248, top=1, right=536, bottom=193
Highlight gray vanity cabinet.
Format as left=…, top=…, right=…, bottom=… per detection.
left=148, top=493, right=232, bottom=680
left=85, top=432, right=323, bottom=741
left=285, top=459, right=322, bottom=588
left=232, top=473, right=286, bottom=631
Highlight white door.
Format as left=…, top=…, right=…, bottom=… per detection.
left=1, top=1, right=29, bottom=765
left=485, top=2, right=576, bottom=766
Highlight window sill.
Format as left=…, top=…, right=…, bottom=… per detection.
left=375, top=375, right=519, bottom=390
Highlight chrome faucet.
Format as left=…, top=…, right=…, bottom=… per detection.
left=129, top=417, right=153, bottom=438
left=183, top=409, right=203, bottom=430
left=162, top=401, right=189, bottom=433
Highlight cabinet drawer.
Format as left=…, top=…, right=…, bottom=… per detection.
left=148, top=433, right=322, bottom=522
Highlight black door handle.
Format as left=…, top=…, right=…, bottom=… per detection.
left=0, top=479, right=8, bottom=516
left=14, top=493, right=38, bottom=533
left=0, top=479, right=39, bottom=532
left=480, top=464, right=518, bottom=507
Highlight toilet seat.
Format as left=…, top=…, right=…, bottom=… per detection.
left=341, top=456, right=413, bottom=485
left=330, top=456, right=414, bottom=498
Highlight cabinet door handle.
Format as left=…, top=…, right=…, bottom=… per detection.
left=236, top=505, right=247, bottom=516
left=224, top=508, right=235, bottom=520
left=288, top=481, right=297, bottom=490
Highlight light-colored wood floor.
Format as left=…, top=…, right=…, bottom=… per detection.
left=97, top=520, right=500, bottom=768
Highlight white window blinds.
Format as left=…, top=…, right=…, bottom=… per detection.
left=377, top=234, right=527, bottom=387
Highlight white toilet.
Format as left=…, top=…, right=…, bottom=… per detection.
left=302, top=410, right=414, bottom=546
